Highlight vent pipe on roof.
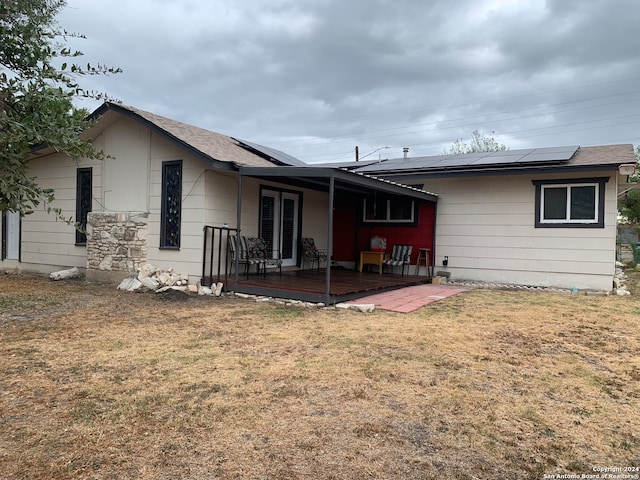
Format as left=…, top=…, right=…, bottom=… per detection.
left=355, top=145, right=359, bottom=162
left=403, top=147, right=409, bottom=159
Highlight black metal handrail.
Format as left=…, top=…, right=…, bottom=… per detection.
left=201, top=225, right=238, bottom=287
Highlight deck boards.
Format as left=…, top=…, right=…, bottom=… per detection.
left=211, top=268, right=430, bottom=303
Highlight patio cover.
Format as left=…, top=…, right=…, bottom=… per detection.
left=235, top=166, right=438, bottom=304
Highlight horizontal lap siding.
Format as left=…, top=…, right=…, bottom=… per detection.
left=146, top=134, right=204, bottom=278
left=204, top=170, right=238, bottom=227
left=423, top=172, right=618, bottom=289
left=19, top=153, right=102, bottom=271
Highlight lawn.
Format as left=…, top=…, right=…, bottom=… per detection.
left=1, top=272, right=639, bottom=479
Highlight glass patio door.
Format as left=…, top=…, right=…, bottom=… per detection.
left=260, top=190, right=299, bottom=267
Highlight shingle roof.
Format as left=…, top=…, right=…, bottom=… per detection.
left=93, top=103, right=277, bottom=168
left=571, top=144, right=636, bottom=166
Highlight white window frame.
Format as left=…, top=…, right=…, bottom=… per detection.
left=532, top=177, right=608, bottom=229
left=540, top=182, right=599, bottom=224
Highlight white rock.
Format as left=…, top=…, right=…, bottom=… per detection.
left=157, top=272, right=174, bottom=286
left=140, top=276, right=160, bottom=291
left=350, top=304, right=376, bottom=313
left=117, top=277, right=143, bottom=291
left=137, top=264, right=156, bottom=279
left=198, top=286, right=213, bottom=296
left=215, top=282, right=224, bottom=296
left=49, top=267, right=81, bottom=281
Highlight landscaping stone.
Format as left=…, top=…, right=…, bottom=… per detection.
left=117, top=277, right=143, bottom=291
left=198, top=285, right=213, bottom=296
left=336, top=303, right=375, bottom=313
left=49, top=267, right=81, bottom=281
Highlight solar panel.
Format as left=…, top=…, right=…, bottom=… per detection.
left=355, top=146, right=579, bottom=173
left=235, top=139, right=308, bottom=166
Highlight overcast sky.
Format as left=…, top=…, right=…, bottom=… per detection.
left=59, top=0, right=640, bottom=164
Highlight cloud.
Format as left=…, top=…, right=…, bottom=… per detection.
left=59, top=0, right=640, bottom=162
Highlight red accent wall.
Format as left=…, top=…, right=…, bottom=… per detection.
left=332, top=198, right=435, bottom=267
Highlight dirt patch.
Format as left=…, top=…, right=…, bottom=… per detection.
left=1, top=272, right=639, bottom=479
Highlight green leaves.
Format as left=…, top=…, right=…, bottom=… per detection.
left=445, top=130, right=508, bottom=154
left=0, top=0, right=120, bottom=216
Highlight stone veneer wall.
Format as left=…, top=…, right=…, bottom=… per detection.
left=85, top=212, right=148, bottom=283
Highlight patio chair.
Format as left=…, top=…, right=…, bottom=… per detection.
left=300, top=237, right=328, bottom=272
left=383, top=244, right=413, bottom=276
left=228, top=234, right=282, bottom=278
left=247, top=237, right=282, bottom=277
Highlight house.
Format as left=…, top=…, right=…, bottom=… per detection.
left=1, top=102, right=634, bottom=300
left=0, top=102, right=437, bottom=304
left=341, top=144, right=636, bottom=291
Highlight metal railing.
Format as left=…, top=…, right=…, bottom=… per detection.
left=201, top=225, right=238, bottom=287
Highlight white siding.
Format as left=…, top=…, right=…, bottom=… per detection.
left=423, top=172, right=618, bottom=290
left=146, top=132, right=205, bottom=279
left=17, top=152, right=103, bottom=273
left=101, top=118, right=150, bottom=211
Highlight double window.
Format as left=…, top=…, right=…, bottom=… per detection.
left=363, top=195, right=415, bottom=224
left=160, top=160, right=182, bottom=248
left=533, top=178, right=607, bottom=228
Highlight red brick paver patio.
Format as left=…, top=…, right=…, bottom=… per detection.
left=346, top=284, right=466, bottom=313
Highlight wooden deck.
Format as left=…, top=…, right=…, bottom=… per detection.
left=219, top=268, right=430, bottom=304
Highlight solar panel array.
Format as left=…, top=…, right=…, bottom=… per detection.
left=354, top=146, right=580, bottom=174
left=235, top=138, right=308, bottom=167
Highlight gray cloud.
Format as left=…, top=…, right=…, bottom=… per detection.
left=59, top=0, right=640, bottom=163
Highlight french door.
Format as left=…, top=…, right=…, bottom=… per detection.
left=260, top=190, right=299, bottom=267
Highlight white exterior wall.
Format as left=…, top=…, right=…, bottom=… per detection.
left=100, top=118, right=150, bottom=212
left=423, top=171, right=619, bottom=290
left=14, top=151, right=103, bottom=274
left=4, top=112, right=332, bottom=284
left=301, top=189, right=330, bottom=250
left=145, top=132, right=205, bottom=280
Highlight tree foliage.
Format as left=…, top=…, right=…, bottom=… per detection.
left=0, top=0, right=120, bottom=216
left=618, top=145, right=640, bottom=223
left=445, top=130, right=508, bottom=155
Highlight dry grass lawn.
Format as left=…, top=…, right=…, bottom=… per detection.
left=1, top=272, right=639, bottom=479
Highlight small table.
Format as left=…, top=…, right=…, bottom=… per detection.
left=359, top=251, right=386, bottom=274
left=415, top=248, right=431, bottom=277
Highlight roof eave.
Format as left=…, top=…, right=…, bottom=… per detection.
left=239, top=166, right=438, bottom=202
left=368, top=163, right=622, bottom=181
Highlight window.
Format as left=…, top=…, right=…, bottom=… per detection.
left=363, top=196, right=415, bottom=224
left=532, top=177, right=608, bottom=228
left=160, top=160, right=182, bottom=248
left=75, top=168, right=92, bottom=245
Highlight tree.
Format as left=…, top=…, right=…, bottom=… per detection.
left=0, top=0, right=120, bottom=216
left=445, top=130, right=507, bottom=155
left=618, top=144, right=640, bottom=223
